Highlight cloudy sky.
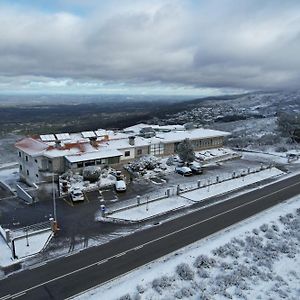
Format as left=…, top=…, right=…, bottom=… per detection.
left=0, top=0, right=299, bottom=95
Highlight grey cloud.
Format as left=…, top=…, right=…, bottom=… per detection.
left=0, top=0, right=300, bottom=92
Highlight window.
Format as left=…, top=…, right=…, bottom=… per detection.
left=125, top=151, right=131, bottom=157
left=35, top=159, right=38, bottom=163
left=150, top=143, right=164, bottom=155
left=84, top=161, right=96, bottom=167
left=36, top=174, right=39, bottom=178
left=25, top=156, right=28, bottom=162
left=77, top=162, right=83, bottom=168
left=18, top=152, right=22, bottom=157
left=26, top=170, right=29, bottom=176
left=137, top=149, right=142, bottom=155
left=48, top=160, right=52, bottom=164
left=19, top=165, right=22, bottom=171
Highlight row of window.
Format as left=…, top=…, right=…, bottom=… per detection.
left=74, top=157, right=120, bottom=168
left=192, top=138, right=223, bottom=148
left=18, top=152, right=39, bottom=164
left=19, top=165, right=39, bottom=178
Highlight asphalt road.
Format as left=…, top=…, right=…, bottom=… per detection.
left=1, top=173, right=300, bottom=300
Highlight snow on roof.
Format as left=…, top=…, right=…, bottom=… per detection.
left=40, top=134, right=56, bottom=142
left=156, top=128, right=230, bottom=143
left=81, top=131, right=96, bottom=138
left=55, top=133, right=71, bottom=140
left=123, top=123, right=150, bottom=133
left=17, top=124, right=231, bottom=160
left=15, top=138, right=49, bottom=156
left=65, top=149, right=122, bottom=163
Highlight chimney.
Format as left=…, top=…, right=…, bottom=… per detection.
left=55, top=140, right=61, bottom=148
left=128, top=136, right=135, bottom=146
left=89, top=137, right=98, bottom=147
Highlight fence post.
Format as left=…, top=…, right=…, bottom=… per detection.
left=5, top=229, right=11, bottom=243
left=166, top=188, right=170, bottom=197
left=137, top=195, right=141, bottom=206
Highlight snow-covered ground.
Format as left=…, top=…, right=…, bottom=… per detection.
left=0, top=229, right=53, bottom=267
left=183, top=167, right=283, bottom=202
left=13, top=230, right=53, bottom=259
left=0, top=166, right=19, bottom=190
left=104, top=168, right=284, bottom=222
left=107, top=197, right=193, bottom=222
left=77, top=196, right=300, bottom=300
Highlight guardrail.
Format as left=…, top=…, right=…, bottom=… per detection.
left=105, top=164, right=274, bottom=217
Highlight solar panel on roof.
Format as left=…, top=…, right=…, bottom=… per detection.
left=81, top=131, right=96, bottom=138
left=40, top=134, right=56, bottom=142
left=95, top=130, right=107, bottom=137
left=55, top=133, right=71, bottom=140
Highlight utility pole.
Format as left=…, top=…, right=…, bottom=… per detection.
left=52, top=173, right=57, bottom=222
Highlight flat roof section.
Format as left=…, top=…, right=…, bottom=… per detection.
left=65, top=149, right=122, bottom=163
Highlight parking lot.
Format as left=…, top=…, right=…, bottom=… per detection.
left=0, top=154, right=287, bottom=260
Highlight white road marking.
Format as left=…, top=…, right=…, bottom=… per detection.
left=96, top=259, right=108, bottom=266
left=134, top=245, right=143, bottom=250
left=0, top=295, right=12, bottom=300
left=11, top=292, right=26, bottom=299
left=5, top=179, right=300, bottom=300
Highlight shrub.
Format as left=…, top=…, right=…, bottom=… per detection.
left=197, top=268, right=209, bottom=278
left=176, top=263, right=194, bottom=281
left=194, top=255, right=216, bottom=269
left=136, top=285, right=145, bottom=294
left=260, top=224, right=269, bottom=232
left=118, top=294, right=131, bottom=300
left=152, top=276, right=173, bottom=295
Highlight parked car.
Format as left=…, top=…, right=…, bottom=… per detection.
left=115, top=180, right=127, bottom=192
left=175, top=166, right=193, bottom=176
left=70, top=188, right=84, bottom=202
left=188, top=162, right=203, bottom=174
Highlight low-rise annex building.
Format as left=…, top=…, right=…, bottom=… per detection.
left=15, top=124, right=230, bottom=185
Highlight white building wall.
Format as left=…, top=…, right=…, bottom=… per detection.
left=17, top=151, right=41, bottom=184
left=119, top=148, right=135, bottom=161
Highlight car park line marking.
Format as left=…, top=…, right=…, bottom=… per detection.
left=84, top=192, right=89, bottom=203
left=5, top=179, right=300, bottom=300
left=62, top=197, right=74, bottom=207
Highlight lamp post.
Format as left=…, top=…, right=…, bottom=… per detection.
left=52, top=173, right=57, bottom=222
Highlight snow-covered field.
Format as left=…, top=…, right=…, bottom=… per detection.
left=78, top=196, right=300, bottom=300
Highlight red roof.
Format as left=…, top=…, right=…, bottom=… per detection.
left=15, top=138, right=49, bottom=156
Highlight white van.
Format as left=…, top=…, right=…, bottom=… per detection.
left=115, top=180, right=127, bottom=192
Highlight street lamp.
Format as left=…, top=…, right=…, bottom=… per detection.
left=52, top=173, right=57, bottom=222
